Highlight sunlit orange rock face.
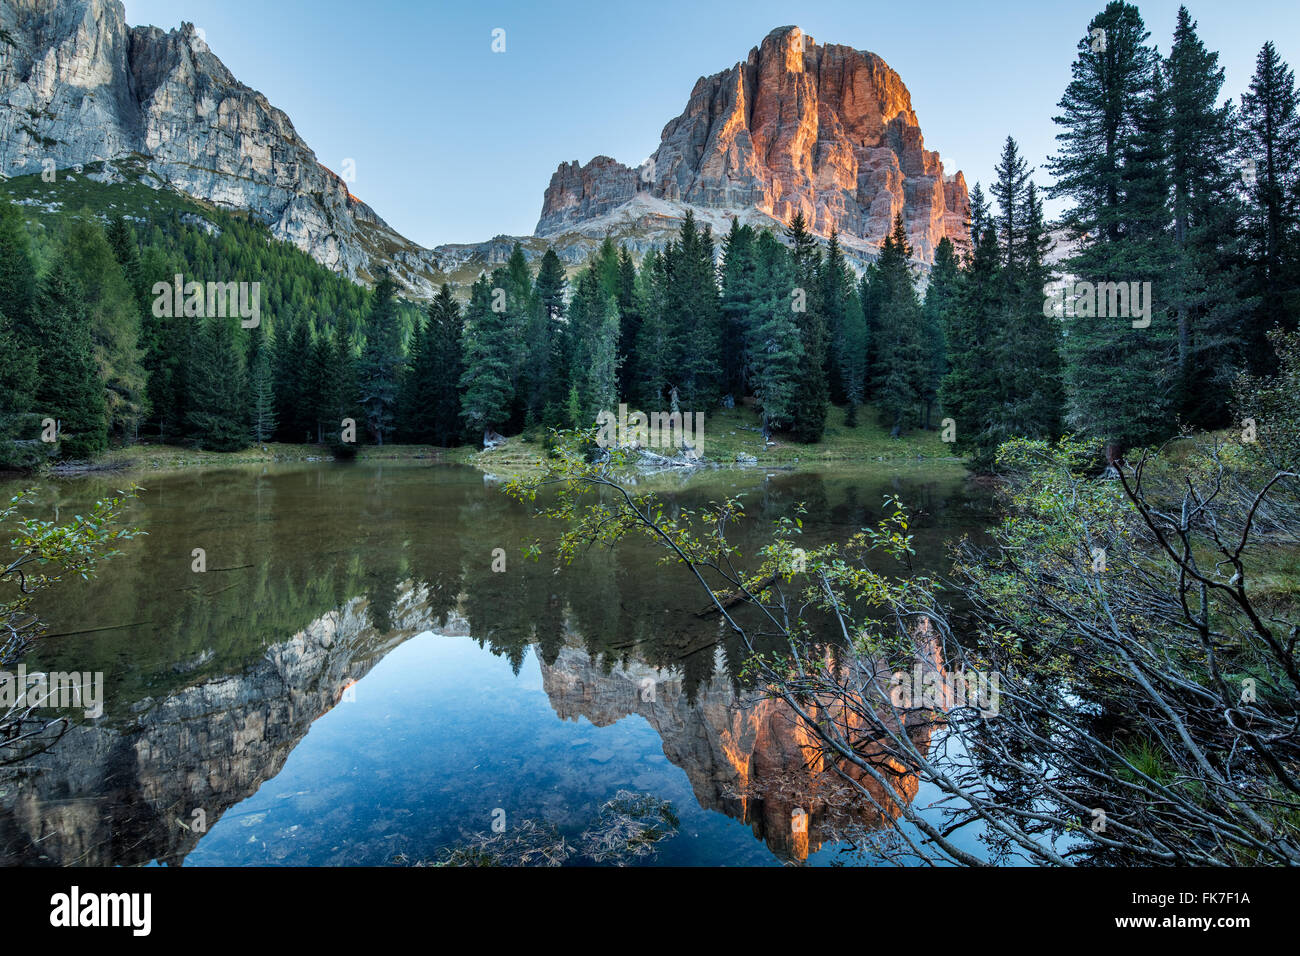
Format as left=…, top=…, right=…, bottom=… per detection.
left=537, top=25, right=970, bottom=264
left=539, top=644, right=936, bottom=862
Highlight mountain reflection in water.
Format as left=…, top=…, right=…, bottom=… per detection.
left=0, top=462, right=991, bottom=866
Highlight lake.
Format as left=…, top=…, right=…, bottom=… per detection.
left=0, top=461, right=994, bottom=866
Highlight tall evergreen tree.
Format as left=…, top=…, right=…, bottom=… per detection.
left=821, top=231, right=866, bottom=421
left=1239, top=40, right=1300, bottom=371
left=614, top=246, right=642, bottom=399
left=527, top=248, right=567, bottom=425
left=460, top=274, right=515, bottom=441
left=187, top=314, right=248, bottom=452
left=940, top=225, right=1002, bottom=466
left=663, top=211, right=723, bottom=408
left=30, top=260, right=107, bottom=459
left=1163, top=6, right=1251, bottom=423
left=249, top=323, right=277, bottom=443
left=426, top=284, right=465, bottom=445
left=357, top=269, right=404, bottom=444
left=921, top=236, right=961, bottom=430
left=746, top=231, right=804, bottom=441
left=63, top=218, right=148, bottom=439
left=1048, top=2, right=1177, bottom=453
left=274, top=313, right=313, bottom=442
left=786, top=212, right=830, bottom=441
left=0, top=206, right=40, bottom=466
left=719, top=218, right=758, bottom=399
left=868, top=216, right=927, bottom=436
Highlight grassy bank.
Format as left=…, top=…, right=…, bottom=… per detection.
left=24, top=403, right=967, bottom=479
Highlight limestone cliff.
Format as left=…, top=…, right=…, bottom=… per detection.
left=537, top=26, right=970, bottom=265
left=0, top=0, right=442, bottom=291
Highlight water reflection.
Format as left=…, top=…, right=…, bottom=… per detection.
left=0, top=462, right=990, bottom=866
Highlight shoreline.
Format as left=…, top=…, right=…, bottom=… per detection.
left=3, top=437, right=969, bottom=484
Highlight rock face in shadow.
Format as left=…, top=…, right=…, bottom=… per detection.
left=0, top=583, right=450, bottom=866
left=537, top=26, right=970, bottom=265
left=0, top=0, right=439, bottom=290
left=539, top=641, right=934, bottom=861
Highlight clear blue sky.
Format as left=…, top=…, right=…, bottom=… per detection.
left=123, top=0, right=1300, bottom=249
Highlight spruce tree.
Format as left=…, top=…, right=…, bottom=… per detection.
left=921, top=237, right=961, bottom=430
left=869, top=217, right=927, bottom=437
left=459, top=274, right=515, bottom=441
left=664, top=212, right=723, bottom=408
left=249, top=323, right=277, bottom=444
left=528, top=249, right=567, bottom=424
left=786, top=212, right=830, bottom=442
left=31, top=261, right=107, bottom=459
left=1162, top=6, right=1250, bottom=426
left=357, top=269, right=404, bottom=444
left=1239, top=40, right=1300, bottom=372
left=822, top=231, right=866, bottom=421
left=427, top=284, right=465, bottom=445
left=719, top=218, right=758, bottom=400
left=187, top=314, right=247, bottom=452
left=1049, top=2, right=1177, bottom=453
left=940, top=224, right=1001, bottom=466
left=746, top=231, right=803, bottom=441
left=0, top=206, right=40, bottom=466
left=63, top=218, right=149, bottom=439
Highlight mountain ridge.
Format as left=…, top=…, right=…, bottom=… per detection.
left=2, top=5, right=969, bottom=294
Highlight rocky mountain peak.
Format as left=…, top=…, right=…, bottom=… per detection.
left=538, top=25, right=970, bottom=264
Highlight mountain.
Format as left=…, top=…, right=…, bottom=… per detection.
left=0, top=0, right=450, bottom=292
left=2, top=7, right=969, bottom=293
left=536, top=26, right=971, bottom=266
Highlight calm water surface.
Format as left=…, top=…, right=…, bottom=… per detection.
left=0, top=461, right=993, bottom=866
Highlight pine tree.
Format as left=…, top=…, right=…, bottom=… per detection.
left=63, top=218, right=149, bottom=439
left=821, top=231, right=866, bottom=420
left=632, top=249, right=672, bottom=410
left=249, top=324, right=277, bottom=443
left=357, top=269, right=404, bottom=444
left=502, top=243, right=534, bottom=430
left=991, top=137, right=1031, bottom=271
left=664, top=212, right=723, bottom=408
left=318, top=325, right=358, bottom=449
left=0, top=206, right=40, bottom=467
left=30, top=261, right=107, bottom=459
left=274, top=313, right=313, bottom=441
left=867, top=217, right=927, bottom=436
left=1162, top=7, right=1250, bottom=425
left=786, top=212, right=830, bottom=442
left=921, top=237, right=961, bottom=430
left=746, top=231, right=803, bottom=441
left=0, top=202, right=36, bottom=337
left=187, top=314, right=247, bottom=452
left=528, top=249, right=567, bottom=424
left=615, top=246, right=642, bottom=400
left=459, top=274, right=515, bottom=441
left=720, top=219, right=758, bottom=400
left=1239, top=40, right=1300, bottom=372
left=563, top=267, right=620, bottom=424
left=427, top=284, right=465, bottom=445
left=0, top=308, right=40, bottom=468
left=1049, top=2, right=1177, bottom=453
left=940, top=225, right=1001, bottom=466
